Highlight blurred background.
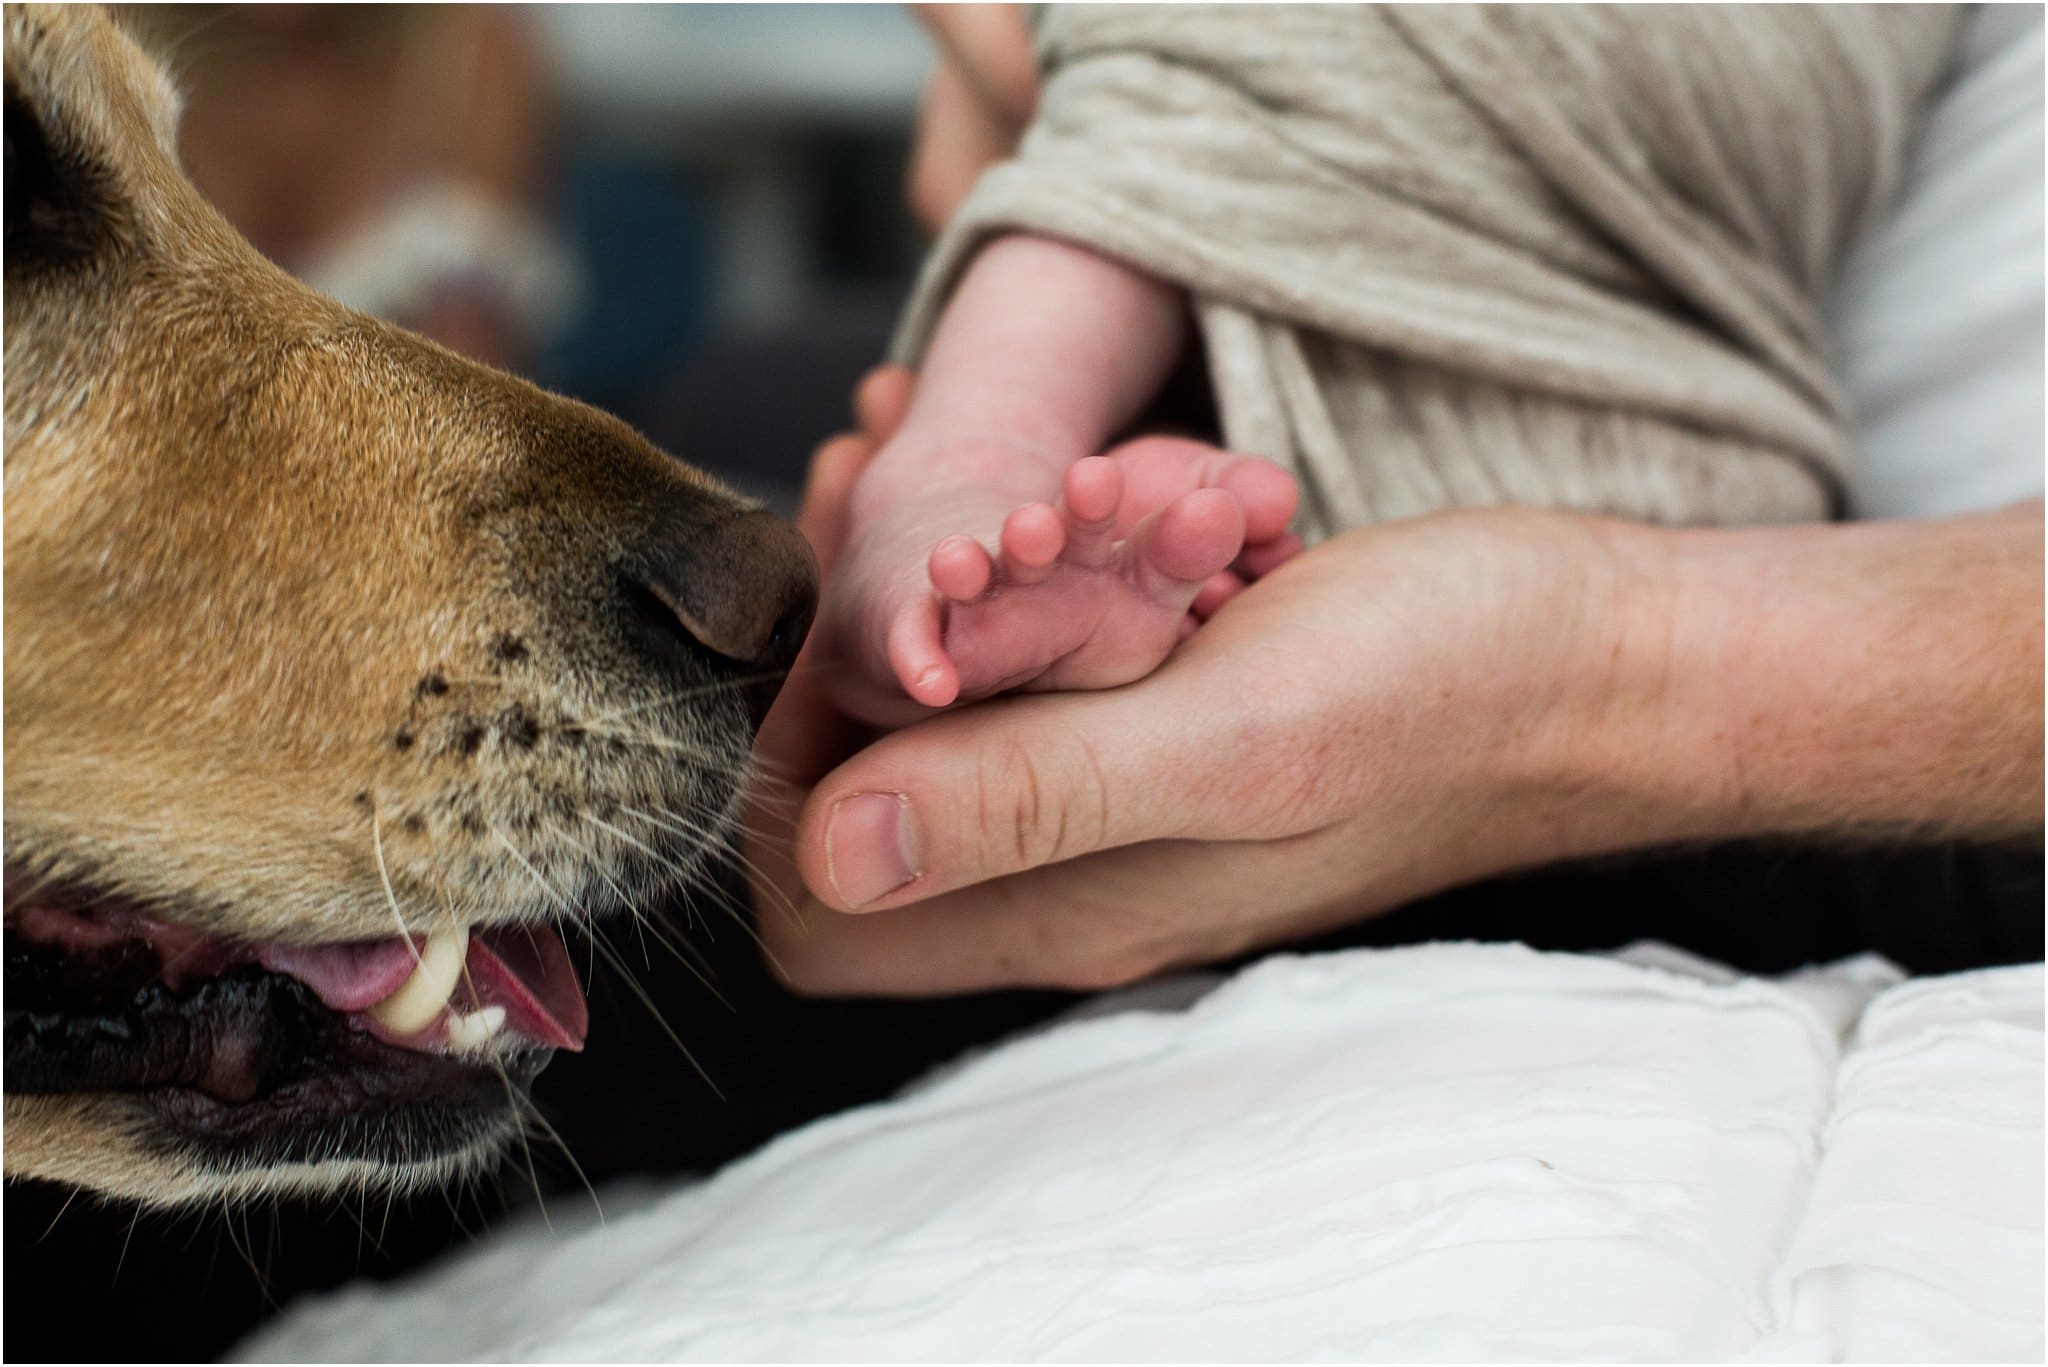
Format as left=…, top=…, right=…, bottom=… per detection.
left=130, top=3, right=940, bottom=511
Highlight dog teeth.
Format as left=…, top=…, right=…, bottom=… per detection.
left=366, top=927, right=470, bottom=1035
left=444, top=1005, right=507, bottom=1052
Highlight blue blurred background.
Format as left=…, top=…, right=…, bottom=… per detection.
left=527, top=5, right=929, bottom=509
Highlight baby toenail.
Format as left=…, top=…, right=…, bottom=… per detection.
left=825, top=791, right=922, bottom=909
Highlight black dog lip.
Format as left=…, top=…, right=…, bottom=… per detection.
left=4, top=930, right=554, bottom=1153
left=3, top=948, right=312, bottom=1103
left=10, top=940, right=347, bottom=1103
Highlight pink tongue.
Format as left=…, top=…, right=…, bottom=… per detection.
left=468, top=925, right=588, bottom=1052
left=257, top=938, right=421, bottom=1011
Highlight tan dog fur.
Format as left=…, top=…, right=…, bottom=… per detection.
left=4, top=6, right=810, bottom=1206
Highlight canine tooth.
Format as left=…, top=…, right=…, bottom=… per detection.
left=444, top=1005, right=507, bottom=1052
left=366, top=927, right=470, bottom=1035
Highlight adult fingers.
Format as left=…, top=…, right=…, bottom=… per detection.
left=757, top=429, right=882, bottom=782
left=790, top=532, right=1397, bottom=914
left=791, top=671, right=1259, bottom=913
left=853, top=365, right=915, bottom=447
left=911, top=3, right=1037, bottom=124
left=768, top=829, right=1344, bottom=997
left=795, top=433, right=876, bottom=571
left=905, top=61, right=1018, bottom=234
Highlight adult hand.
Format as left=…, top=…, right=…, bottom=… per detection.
left=752, top=487, right=1651, bottom=993
left=748, top=372, right=1659, bottom=992
left=904, top=4, right=1036, bottom=233
left=750, top=374, right=2041, bottom=998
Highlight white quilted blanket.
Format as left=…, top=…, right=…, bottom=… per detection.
left=242, top=943, right=2043, bottom=1363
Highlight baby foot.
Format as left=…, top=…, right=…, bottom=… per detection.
left=819, top=436, right=1298, bottom=726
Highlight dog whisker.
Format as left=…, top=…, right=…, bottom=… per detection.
left=578, top=809, right=734, bottom=943
left=574, top=671, right=785, bottom=731
left=617, top=806, right=801, bottom=963
left=580, top=920, right=725, bottom=1099
left=488, top=1049, right=602, bottom=1229
left=566, top=724, right=739, bottom=765
left=627, top=803, right=802, bottom=932
left=735, top=778, right=806, bottom=815
left=341, top=1188, right=389, bottom=1261
left=371, top=806, right=423, bottom=955
left=549, top=821, right=727, bottom=1008
left=736, top=784, right=806, bottom=821
left=487, top=823, right=581, bottom=924
left=488, top=1054, right=553, bottom=1235
left=113, top=1206, right=145, bottom=1285
left=491, top=820, right=722, bottom=1096
left=741, top=763, right=807, bottom=795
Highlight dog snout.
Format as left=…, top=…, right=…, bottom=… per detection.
left=620, top=506, right=818, bottom=721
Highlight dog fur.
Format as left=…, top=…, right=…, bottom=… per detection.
left=4, top=5, right=814, bottom=1206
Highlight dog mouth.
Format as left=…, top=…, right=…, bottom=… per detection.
left=4, top=867, right=588, bottom=1121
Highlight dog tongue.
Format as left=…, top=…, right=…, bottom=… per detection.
left=467, top=925, right=588, bottom=1052
left=257, top=938, right=419, bottom=1011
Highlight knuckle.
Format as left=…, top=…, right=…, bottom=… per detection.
left=983, top=732, right=1111, bottom=873
left=1000, top=735, right=1051, bottom=868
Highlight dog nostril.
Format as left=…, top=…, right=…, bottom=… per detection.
left=618, top=508, right=819, bottom=683
left=762, top=604, right=811, bottom=669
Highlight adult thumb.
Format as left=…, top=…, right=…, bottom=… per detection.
left=793, top=679, right=1242, bottom=912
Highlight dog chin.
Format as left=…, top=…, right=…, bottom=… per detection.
left=6, top=1091, right=530, bottom=1208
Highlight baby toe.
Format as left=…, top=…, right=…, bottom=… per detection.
left=1061, top=458, right=1123, bottom=567
left=1236, top=532, right=1305, bottom=581
left=1191, top=570, right=1244, bottom=620
left=887, top=596, right=958, bottom=708
left=1063, top=456, right=1123, bottom=525
left=999, top=502, right=1065, bottom=586
left=1130, top=488, right=1246, bottom=607
left=1220, top=458, right=1301, bottom=544
left=929, top=534, right=994, bottom=602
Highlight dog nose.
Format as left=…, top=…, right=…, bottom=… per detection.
left=619, top=507, right=818, bottom=722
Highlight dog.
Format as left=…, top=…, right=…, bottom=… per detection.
left=3, top=5, right=817, bottom=1207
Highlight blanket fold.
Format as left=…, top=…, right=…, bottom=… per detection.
left=892, top=4, right=1959, bottom=539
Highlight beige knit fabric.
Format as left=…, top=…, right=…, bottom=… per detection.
left=891, top=4, right=1960, bottom=540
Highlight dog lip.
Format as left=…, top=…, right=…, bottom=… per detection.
left=1, top=867, right=589, bottom=1056
left=4, top=927, right=560, bottom=1126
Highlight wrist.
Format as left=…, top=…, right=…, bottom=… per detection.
left=1522, top=517, right=1749, bottom=856
left=1270, top=513, right=1701, bottom=902
left=1454, top=514, right=1721, bottom=870
left=1539, top=507, right=2044, bottom=851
